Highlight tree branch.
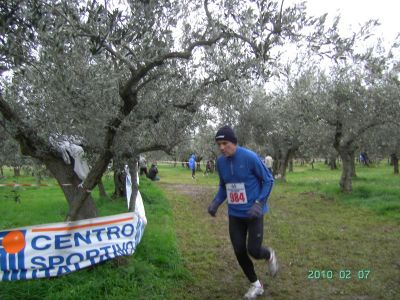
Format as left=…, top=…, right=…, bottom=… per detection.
left=130, top=33, right=226, bottom=87
left=103, top=43, right=136, bottom=72
left=0, top=93, right=51, bottom=158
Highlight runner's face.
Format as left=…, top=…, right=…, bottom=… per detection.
left=216, top=140, right=237, bottom=157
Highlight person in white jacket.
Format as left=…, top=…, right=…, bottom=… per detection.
left=264, top=155, right=273, bottom=174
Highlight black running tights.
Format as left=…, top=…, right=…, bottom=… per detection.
left=229, top=215, right=271, bottom=283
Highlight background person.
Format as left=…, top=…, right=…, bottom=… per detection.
left=264, top=154, right=273, bottom=173
left=147, top=162, right=160, bottom=181
left=189, top=153, right=196, bottom=179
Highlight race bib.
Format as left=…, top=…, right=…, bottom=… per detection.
left=226, top=183, right=248, bottom=204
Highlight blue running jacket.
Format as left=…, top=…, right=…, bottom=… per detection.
left=214, top=146, right=274, bottom=218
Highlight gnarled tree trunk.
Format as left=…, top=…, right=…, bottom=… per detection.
left=13, top=166, right=20, bottom=177
left=337, top=148, right=355, bottom=193
left=112, top=160, right=126, bottom=199
left=45, top=158, right=98, bottom=220
left=351, top=153, right=357, bottom=178
left=391, top=153, right=399, bottom=175
left=328, top=153, right=337, bottom=170
left=277, top=148, right=296, bottom=181
left=272, top=157, right=279, bottom=177
left=98, top=178, right=108, bottom=198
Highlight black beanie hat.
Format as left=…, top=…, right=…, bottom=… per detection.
left=215, top=125, right=237, bottom=144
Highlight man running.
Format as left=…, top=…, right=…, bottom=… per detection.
left=207, top=125, right=278, bottom=299
left=189, top=153, right=196, bottom=179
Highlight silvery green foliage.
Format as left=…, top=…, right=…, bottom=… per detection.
left=1, top=0, right=220, bottom=161
left=231, top=17, right=400, bottom=185
left=0, top=128, right=28, bottom=169
left=1, top=0, right=236, bottom=218
left=1, top=0, right=319, bottom=160
left=191, top=124, right=220, bottom=161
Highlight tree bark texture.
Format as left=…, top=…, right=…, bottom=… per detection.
left=337, top=149, right=355, bottom=192
left=351, top=152, right=357, bottom=178
left=98, top=178, right=108, bottom=198
left=45, top=158, right=98, bottom=219
left=391, top=153, right=399, bottom=175
left=113, top=165, right=126, bottom=199
left=13, top=167, right=20, bottom=177
left=329, top=157, right=337, bottom=170
left=278, top=148, right=296, bottom=181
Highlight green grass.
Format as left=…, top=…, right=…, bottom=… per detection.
left=155, top=164, right=220, bottom=186
left=0, top=172, right=189, bottom=300
left=154, top=163, right=400, bottom=299
left=284, top=162, right=400, bottom=222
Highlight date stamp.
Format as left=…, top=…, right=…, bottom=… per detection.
left=308, top=269, right=371, bottom=280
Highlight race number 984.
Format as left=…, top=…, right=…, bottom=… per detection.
left=226, top=183, right=248, bottom=204
left=229, top=192, right=246, bottom=203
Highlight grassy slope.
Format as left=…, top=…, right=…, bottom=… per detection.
left=0, top=173, right=188, bottom=300
left=157, top=163, right=400, bottom=299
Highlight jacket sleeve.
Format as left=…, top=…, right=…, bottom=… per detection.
left=252, top=156, right=274, bottom=204
left=214, top=160, right=227, bottom=204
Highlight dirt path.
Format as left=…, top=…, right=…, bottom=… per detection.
left=158, top=183, right=274, bottom=300
left=157, top=182, right=400, bottom=300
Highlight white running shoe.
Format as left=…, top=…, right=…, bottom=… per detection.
left=244, top=283, right=264, bottom=299
left=267, top=248, right=279, bottom=277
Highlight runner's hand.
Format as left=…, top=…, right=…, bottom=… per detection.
left=208, top=199, right=220, bottom=217
left=247, top=201, right=263, bottom=218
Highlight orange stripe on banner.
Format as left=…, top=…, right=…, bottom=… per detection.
left=32, top=216, right=134, bottom=232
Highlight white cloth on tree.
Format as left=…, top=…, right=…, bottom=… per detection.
left=125, top=165, right=147, bottom=224
left=125, top=165, right=132, bottom=209
left=50, top=135, right=90, bottom=180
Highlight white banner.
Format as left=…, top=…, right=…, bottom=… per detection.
left=125, top=166, right=147, bottom=224
left=0, top=212, right=146, bottom=281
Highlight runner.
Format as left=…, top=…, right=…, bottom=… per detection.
left=189, top=153, right=196, bottom=179
left=207, top=125, right=278, bottom=299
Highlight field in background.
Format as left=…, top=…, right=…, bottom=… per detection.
left=160, top=160, right=400, bottom=221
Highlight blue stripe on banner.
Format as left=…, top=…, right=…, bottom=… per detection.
left=11, top=270, right=18, bottom=281
left=1, top=253, right=9, bottom=281
left=9, top=254, right=18, bottom=280
left=9, top=253, right=16, bottom=271
left=0, top=251, right=7, bottom=272
left=18, top=249, right=26, bottom=280
left=19, top=269, right=26, bottom=280
left=2, top=271, right=10, bottom=281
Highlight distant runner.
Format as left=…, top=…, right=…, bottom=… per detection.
left=207, top=125, right=278, bottom=299
left=189, top=153, right=196, bottom=179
